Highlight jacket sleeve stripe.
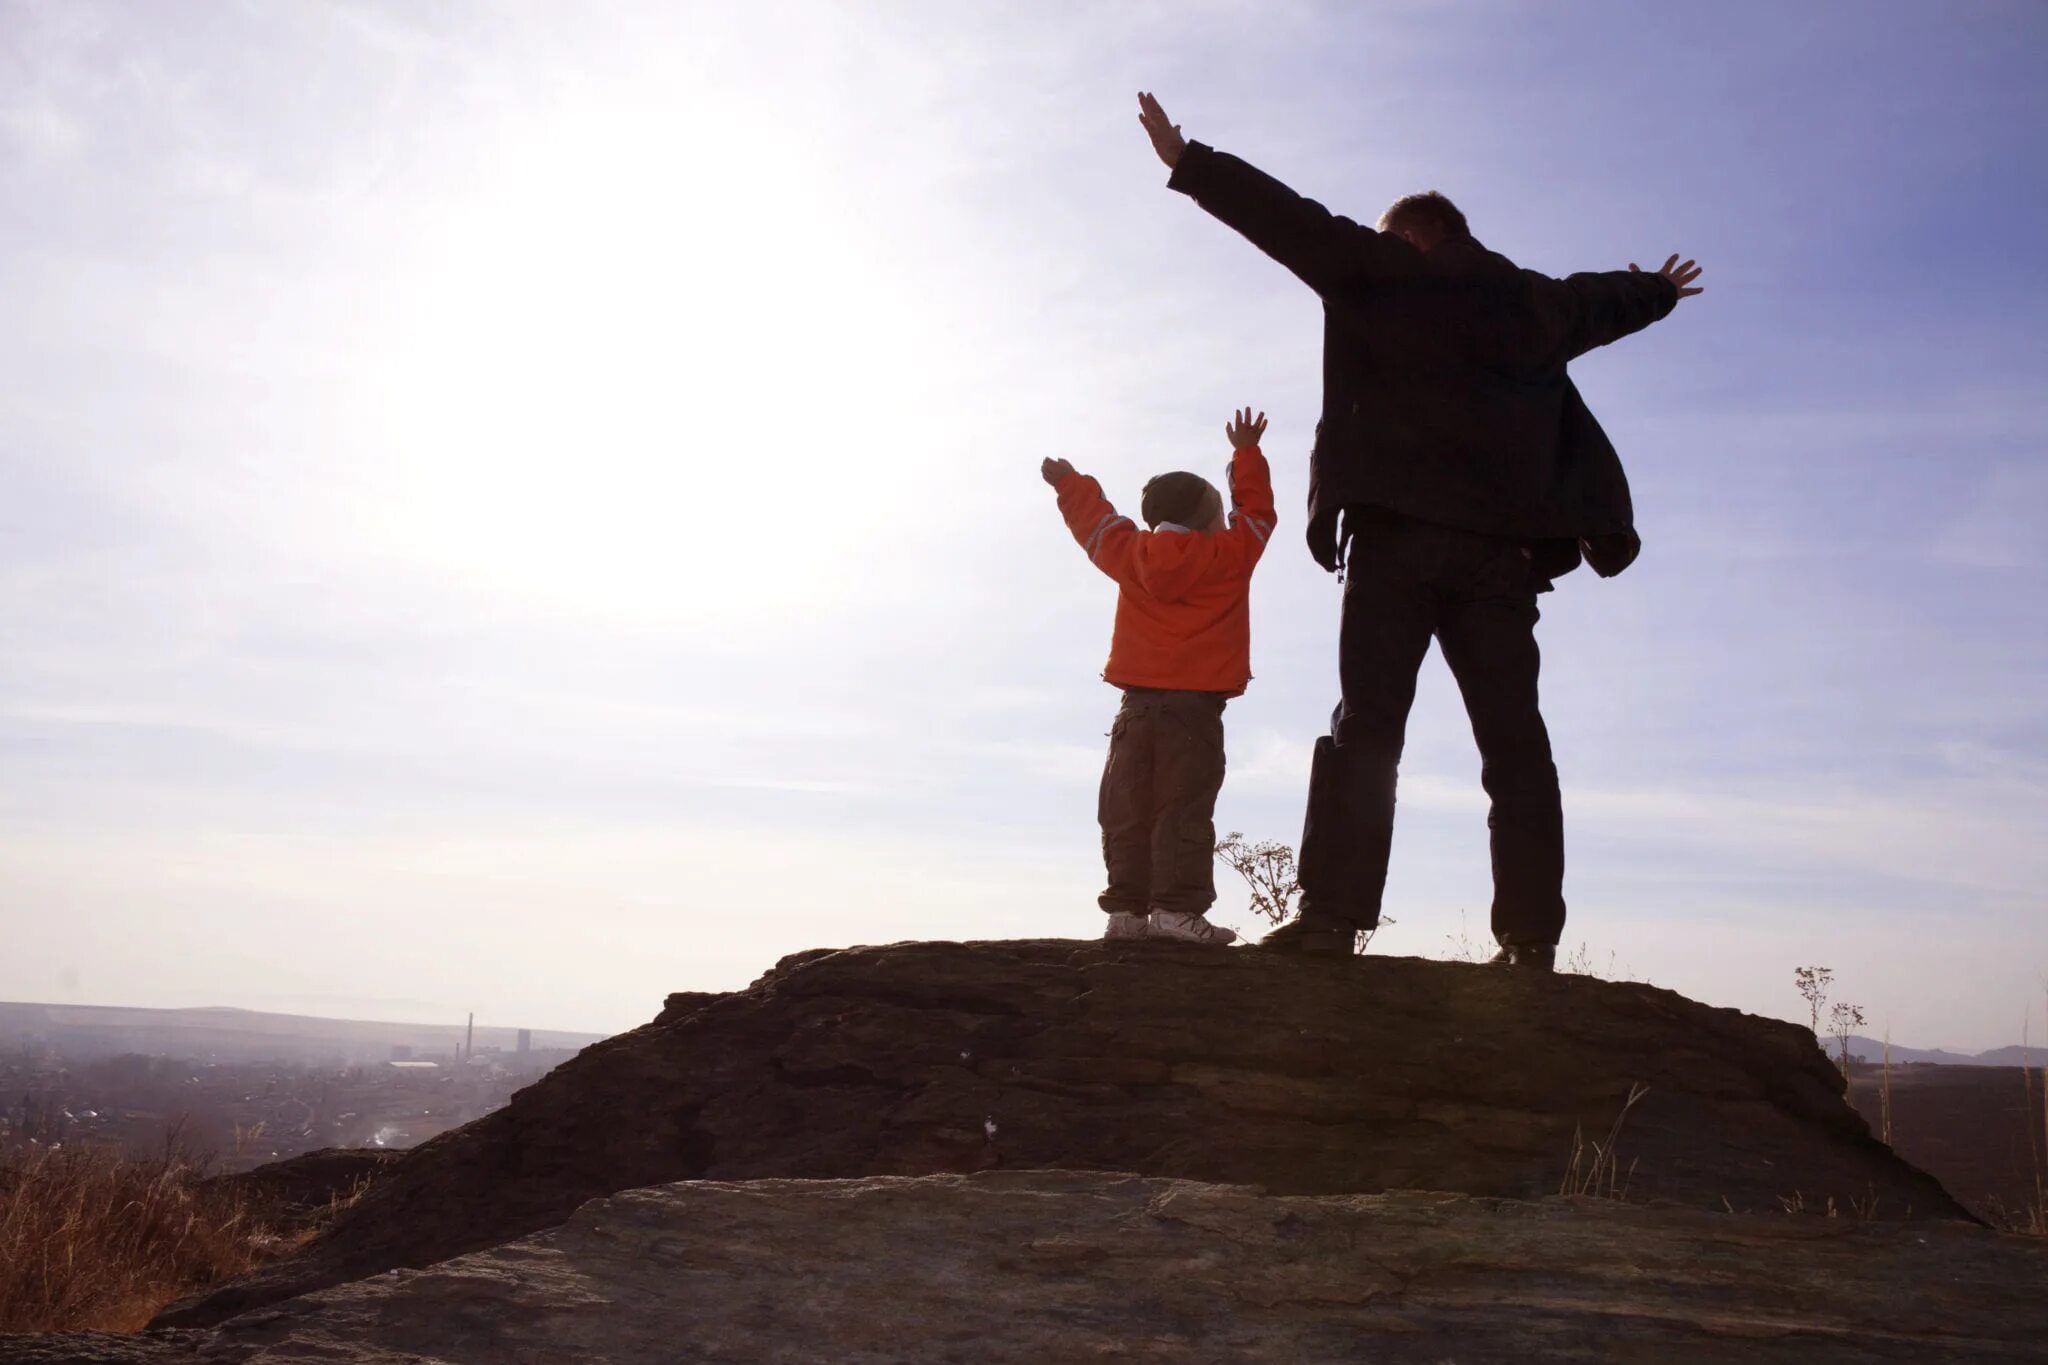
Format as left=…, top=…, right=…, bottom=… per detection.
left=1084, top=514, right=1134, bottom=560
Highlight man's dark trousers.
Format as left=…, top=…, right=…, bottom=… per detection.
left=1296, top=511, right=1565, bottom=947
left=1098, top=688, right=1228, bottom=916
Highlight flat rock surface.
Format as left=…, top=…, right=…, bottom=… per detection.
left=157, top=939, right=1969, bottom=1327
left=20, top=1173, right=2048, bottom=1363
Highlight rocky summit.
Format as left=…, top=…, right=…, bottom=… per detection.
left=14, top=1171, right=2048, bottom=1364
left=151, top=938, right=1969, bottom=1333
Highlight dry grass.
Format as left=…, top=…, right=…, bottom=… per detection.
left=1955, top=995, right=2048, bottom=1237
left=1440, top=910, right=1485, bottom=964
left=0, top=1138, right=283, bottom=1332
left=1561, top=1082, right=1648, bottom=1199
left=2014, top=1006, right=2047, bottom=1237
left=1878, top=1032, right=1894, bottom=1147
left=1774, top=1188, right=1888, bottom=1221
left=1560, top=942, right=1641, bottom=982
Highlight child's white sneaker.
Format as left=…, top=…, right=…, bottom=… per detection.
left=1147, top=910, right=1238, bottom=945
left=1103, top=911, right=1149, bottom=941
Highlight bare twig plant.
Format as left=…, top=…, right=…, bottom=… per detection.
left=1793, top=966, right=1832, bottom=1040
left=1214, top=832, right=1299, bottom=928
left=1560, top=1082, right=1649, bottom=1199
left=1830, top=1001, right=1867, bottom=1076
left=1213, top=833, right=1391, bottom=952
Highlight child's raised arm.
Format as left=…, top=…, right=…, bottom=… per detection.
left=1043, top=458, right=1137, bottom=584
left=1220, top=408, right=1277, bottom=573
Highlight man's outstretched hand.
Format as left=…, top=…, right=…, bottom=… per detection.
left=1226, top=407, right=1267, bottom=450
left=1630, top=253, right=1705, bottom=299
left=1041, top=457, right=1075, bottom=487
left=1137, top=92, right=1186, bottom=170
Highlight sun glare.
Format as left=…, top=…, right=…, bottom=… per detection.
left=349, top=104, right=924, bottom=623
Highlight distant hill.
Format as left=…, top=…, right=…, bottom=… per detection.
left=10, top=1003, right=2035, bottom=1073
left=1841, top=1035, right=2047, bottom=1067
left=0, top=999, right=609, bottom=1067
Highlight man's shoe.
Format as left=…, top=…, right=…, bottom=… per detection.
left=1490, top=943, right=1556, bottom=972
left=1148, top=910, right=1239, bottom=946
left=1259, top=917, right=1355, bottom=957
left=1103, top=911, right=1149, bottom=941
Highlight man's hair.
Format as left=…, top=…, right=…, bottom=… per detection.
left=1140, top=471, right=1216, bottom=530
left=1377, top=190, right=1470, bottom=242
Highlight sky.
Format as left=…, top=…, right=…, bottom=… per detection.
left=2, top=1, right=2044, bottom=1048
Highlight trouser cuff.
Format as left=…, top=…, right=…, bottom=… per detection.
left=1294, top=906, right=1372, bottom=933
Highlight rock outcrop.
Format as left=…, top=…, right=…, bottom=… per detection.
left=155, top=939, right=1969, bottom=1329
left=22, top=1172, right=2048, bottom=1363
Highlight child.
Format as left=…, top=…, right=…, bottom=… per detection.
left=1042, top=407, right=1276, bottom=944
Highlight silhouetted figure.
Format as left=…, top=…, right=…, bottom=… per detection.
left=1044, top=408, right=1277, bottom=946
left=1137, top=93, right=1702, bottom=968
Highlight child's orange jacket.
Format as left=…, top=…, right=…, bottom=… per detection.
left=1055, top=447, right=1275, bottom=697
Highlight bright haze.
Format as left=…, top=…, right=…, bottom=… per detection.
left=3, top=3, right=2043, bottom=1047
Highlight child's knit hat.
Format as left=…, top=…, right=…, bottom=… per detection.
left=1140, top=471, right=1214, bottom=530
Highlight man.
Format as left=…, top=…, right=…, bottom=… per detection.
left=1136, top=92, right=1702, bottom=970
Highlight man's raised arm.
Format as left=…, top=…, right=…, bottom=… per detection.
left=1553, top=254, right=1705, bottom=360
left=1138, top=92, right=1410, bottom=297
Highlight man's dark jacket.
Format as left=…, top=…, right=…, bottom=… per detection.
left=1169, top=142, right=1678, bottom=580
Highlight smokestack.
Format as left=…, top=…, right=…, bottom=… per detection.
left=465, top=1012, right=474, bottom=1061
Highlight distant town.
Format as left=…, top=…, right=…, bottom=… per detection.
left=0, top=1000, right=610, bottom=1170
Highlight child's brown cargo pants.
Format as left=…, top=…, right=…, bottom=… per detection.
left=1097, top=687, right=1228, bottom=918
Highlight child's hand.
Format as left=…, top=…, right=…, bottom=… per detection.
left=1225, top=408, right=1267, bottom=450
left=1041, top=457, right=1075, bottom=487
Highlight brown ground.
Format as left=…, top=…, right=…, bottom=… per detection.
left=1847, top=1061, right=2047, bottom=1227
